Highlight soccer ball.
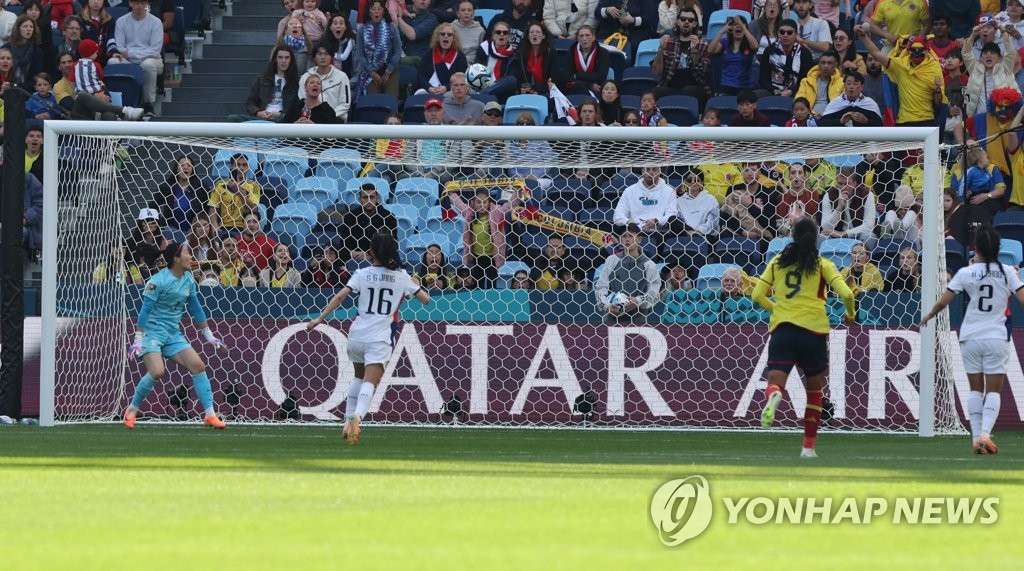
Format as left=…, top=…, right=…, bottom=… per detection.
left=607, top=292, right=630, bottom=307
left=466, top=63, right=492, bottom=92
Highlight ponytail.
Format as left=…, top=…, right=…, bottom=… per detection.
left=776, top=216, right=820, bottom=276
left=974, top=224, right=1006, bottom=285
left=371, top=231, right=402, bottom=271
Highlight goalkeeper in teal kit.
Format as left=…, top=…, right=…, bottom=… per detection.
left=123, top=242, right=228, bottom=429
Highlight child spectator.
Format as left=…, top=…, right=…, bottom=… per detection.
left=26, top=72, right=59, bottom=119
left=293, top=0, right=328, bottom=45
left=445, top=187, right=520, bottom=288
left=841, top=241, right=884, bottom=296
left=453, top=266, right=478, bottom=289
left=785, top=96, right=817, bottom=126
left=663, top=264, right=693, bottom=291
left=302, top=245, right=350, bottom=287
left=885, top=247, right=921, bottom=292
left=638, top=91, right=668, bottom=126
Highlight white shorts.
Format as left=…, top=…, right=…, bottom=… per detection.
left=960, top=338, right=1011, bottom=374
left=347, top=338, right=394, bottom=366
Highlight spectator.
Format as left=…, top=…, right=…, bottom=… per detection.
left=663, top=263, right=693, bottom=291
left=21, top=125, right=43, bottom=184
left=511, top=22, right=555, bottom=95
left=651, top=6, right=709, bottom=103
left=751, top=0, right=784, bottom=59
left=413, top=243, right=454, bottom=289
left=554, top=24, right=608, bottom=97
left=153, top=155, right=208, bottom=231
left=930, top=0, right=979, bottom=40
left=784, top=96, right=816, bottom=126
left=231, top=45, right=300, bottom=122
left=282, top=74, right=340, bottom=123
left=722, top=162, right=776, bottom=239
left=656, top=0, right=701, bottom=36
left=943, top=187, right=968, bottom=244
left=637, top=91, right=667, bottom=126
left=507, top=112, right=558, bottom=189
left=93, top=240, right=144, bottom=284
left=926, top=15, right=962, bottom=60
left=5, top=15, right=43, bottom=85
left=530, top=234, right=590, bottom=289
left=302, top=245, right=350, bottom=287
left=52, top=16, right=83, bottom=79
left=236, top=214, right=277, bottom=270
left=208, top=154, right=261, bottom=232
left=16, top=1, right=51, bottom=57
left=335, top=184, right=399, bottom=261
left=819, top=70, right=883, bottom=127
left=820, top=167, right=876, bottom=242
left=216, top=236, right=243, bottom=285
left=866, top=0, right=929, bottom=52
left=453, top=1, right=484, bottom=65
left=477, top=21, right=518, bottom=98
left=862, top=52, right=889, bottom=121
left=186, top=213, right=221, bottom=263
left=595, top=0, right=657, bottom=49
left=109, top=0, right=164, bottom=115
left=453, top=265, right=478, bottom=289
left=962, top=28, right=1019, bottom=117
left=598, top=79, right=625, bottom=124
left=68, top=40, right=145, bottom=120
left=698, top=161, right=743, bottom=204
left=967, top=13, right=1000, bottom=61
left=790, top=0, right=831, bottom=59
left=594, top=224, right=662, bottom=324
left=707, top=13, right=757, bottom=95
left=298, top=44, right=351, bottom=122
left=469, top=102, right=506, bottom=176
left=671, top=167, right=720, bottom=237
left=576, top=98, right=602, bottom=126
left=354, top=0, right=402, bottom=99
left=442, top=71, right=483, bottom=124
left=129, top=207, right=167, bottom=271
left=397, top=0, right=439, bottom=64
left=1, top=165, right=44, bottom=255
left=775, top=162, right=818, bottom=235
left=858, top=31, right=945, bottom=126
left=417, top=22, right=468, bottom=96
left=292, top=0, right=329, bottom=45
left=954, top=142, right=1006, bottom=230
left=795, top=49, right=843, bottom=117
left=26, top=72, right=59, bottom=120
left=942, top=48, right=967, bottom=143
left=489, top=0, right=540, bottom=51
left=278, top=16, right=314, bottom=73
left=622, top=109, right=640, bottom=125
left=759, top=19, right=812, bottom=97
left=832, top=27, right=866, bottom=75
left=730, top=89, right=772, bottom=126
left=804, top=155, right=836, bottom=194
left=510, top=269, right=534, bottom=289
left=446, top=186, right=520, bottom=288
left=545, top=0, right=599, bottom=39
left=53, top=52, right=75, bottom=112
left=878, top=185, right=921, bottom=242
left=0, top=4, right=14, bottom=45
left=260, top=244, right=303, bottom=288
left=613, top=166, right=676, bottom=236
left=320, top=14, right=357, bottom=76
left=720, top=267, right=755, bottom=298
left=841, top=242, right=884, bottom=296
left=884, top=247, right=921, bottom=292
left=80, top=0, right=117, bottom=64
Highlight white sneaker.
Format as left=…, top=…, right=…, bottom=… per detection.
left=800, top=447, right=818, bottom=459
left=121, top=106, right=144, bottom=121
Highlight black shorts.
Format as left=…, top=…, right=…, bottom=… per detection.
left=766, top=323, right=829, bottom=377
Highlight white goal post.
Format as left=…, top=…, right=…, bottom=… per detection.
left=39, top=122, right=959, bottom=435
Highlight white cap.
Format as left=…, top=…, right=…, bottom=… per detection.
left=137, top=208, right=160, bottom=221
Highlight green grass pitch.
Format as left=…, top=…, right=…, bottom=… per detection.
left=3, top=425, right=1022, bottom=570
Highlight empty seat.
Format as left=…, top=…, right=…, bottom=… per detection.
left=291, top=176, right=341, bottom=210
left=503, top=94, right=548, bottom=125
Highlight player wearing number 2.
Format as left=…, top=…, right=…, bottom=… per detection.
left=752, top=217, right=857, bottom=458
left=124, top=243, right=228, bottom=429
left=921, top=225, right=1024, bottom=455
left=306, top=232, right=431, bottom=445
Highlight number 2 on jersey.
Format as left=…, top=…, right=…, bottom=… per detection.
left=977, top=284, right=994, bottom=312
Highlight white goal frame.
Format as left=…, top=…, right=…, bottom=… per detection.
left=39, top=122, right=944, bottom=434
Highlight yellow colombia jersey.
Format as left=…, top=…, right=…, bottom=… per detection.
left=752, top=255, right=856, bottom=335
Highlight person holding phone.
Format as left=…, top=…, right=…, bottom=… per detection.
left=207, top=153, right=262, bottom=232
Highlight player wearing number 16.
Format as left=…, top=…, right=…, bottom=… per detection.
left=751, top=217, right=857, bottom=458
left=306, top=233, right=431, bottom=445
left=920, top=225, right=1024, bottom=455
left=124, top=243, right=229, bottom=430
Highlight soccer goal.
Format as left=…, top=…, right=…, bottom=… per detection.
left=38, top=122, right=964, bottom=435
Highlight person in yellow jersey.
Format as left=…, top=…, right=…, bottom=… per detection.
left=752, top=216, right=857, bottom=458
left=857, top=30, right=946, bottom=127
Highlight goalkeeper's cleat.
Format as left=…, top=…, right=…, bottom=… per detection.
left=978, top=436, right=998, bottom=455
left=123, top=407, right=136, bottom=429
left=342, top=416, right=361, bottom=446
left=761, top=391, right=783, bottom=428
left=204, top=415, right=226, bottom=429
left=800, top=447, right=818, bottom=459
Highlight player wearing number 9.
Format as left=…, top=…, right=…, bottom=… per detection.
left=751, top=217, right=857, bottom=458
left=921, top=225, right=1024, bottom=456
left=306, top=232, right=431, bottom=445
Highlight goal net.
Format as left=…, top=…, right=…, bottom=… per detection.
left=39, top=123, right=965, bottom=435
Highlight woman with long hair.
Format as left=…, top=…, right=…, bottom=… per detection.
left=554, top=24, right=609, bottom=96
left=416, top=22, right=467, bottom=95
left=511, top=22, right=556, bottom=95
left=231, top=45, right=300, bottom=122
left=260, top=243, right=303, bottom=287
left=186, top=214, right=221, bottom=263
left=306, top=232, right=431, bottom=444
left=598, top=79, right=624, bottom=125
left=5, top=15, right=44, bottom=85
left=884, top=247, right=921, bottom=292
left=751, top=0, right=784, bottom=58
left=707, top=13, right=758, bottom=95
left=320, top=13, right=357, bottom=76
left=79, top=0, right=115, bottom=63
left=832, top=27, right=866, bottom=75
left=752, top=216, right=856, bottom=458
left=354, top=0, right=401, bottom=99
left=282, top=73, right=339, bottom=123
left=921, top=225, right=1024, bottom=454
left=154, top=155, right=208, bottom=230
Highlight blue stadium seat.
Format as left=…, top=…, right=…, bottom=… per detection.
left=620, top=66, right=658, bottom=97
left=496, top=260, right=531, bottom=289
left=270, top=203, right=319, bottom=253
left=619, top=94, right=641, bottom=114
left=402, top=92, right=430, bottom=124
left=999, top=238, right=1023, bottom=267
left=291, top=176, right=341, bottom=210
left=342, top=176, right=391, bottom=206
left=696, top=263, right=740, bottom=290
left=394, top=177, right=439, bottom=210
left=995, top=212, right=1024, bottom=247
left=658, top=95, right=701, bottom=127
left=316, top=148, right=361, bottom=183
left=756, top=95, right=794, bottom=126
left=475, top=8, right=501, bottom=27
left=705, top=95, right=739, bottom=124
left=607, top=48, right=628, bottom=81
left=945, top=238, right=968, bottom=275
left=765, top=236, right=792, bottom=261
left=633, top=38, right=660, bottom=68
left=715, top=237, right=763, bottom=273
left=103, top=63, right=144, bottom=108
left=662, top=236, right=711, bottom=267
left=820, top=238, right=860, bottom=269
left=545, top=178, right=592, bottom=208
left=503, top=94, right=548, bottom=125
left=263, top=147, right=310, bottom=189
left=351, top=93, right=399, bottom=124
left=301, top=231, right=343, bottom=259
left=388, top=203, right=420, bottom=243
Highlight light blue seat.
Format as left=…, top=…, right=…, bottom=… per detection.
left=421, top=205, right=444, bottom=230
left=291, top=176, right=341, bottom=210
left=402, top=232, right=455, bottom=266
left=633, top=38, right=660, bottom=68
left=475, top=8, right=501, bottom=27
left=270, top=202, right=319, bottom=253
left=342, top=176, right=390, bottom=206
left=503, top=94, right=548, bottom=125
left=212, top=149, right=258, bottom=178
left=765, top=236, right=793, bottom=262
left=999, top=238, right=1023, bottom=267
left=394, top=177, right=439, bottom=210
left=707, top=9, right=752, bottom=43
left=316, top=148, right=362, bottom=184
left=263, top=147, right=309, bottom=189
left=696, top=263, right=740, bottom=290
left=387, top=203, right=421, bottom=242
left=497, top=260, right=531, bottom=289
left=820, top=238, right=860, bottom=269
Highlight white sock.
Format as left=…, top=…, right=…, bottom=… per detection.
left=968, top=391, right=983, bottom=440
left=204, top=407, right=215, bottom=417
left=981, top=392, right=1001, bottom=438
left=354, top=382, right=376, bottom=419
left=346, top=378, right=363, bottom=420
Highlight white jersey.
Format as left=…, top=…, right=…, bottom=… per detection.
left=947, top=262, right=1024, bottom=341
left=346, top=266, right=422, bottom=344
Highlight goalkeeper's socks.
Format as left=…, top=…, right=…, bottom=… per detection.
left=968, top=391, right=984, bottom=440
left=981, top=392, right=1002, bottom=438
left=346, top=378, right=364, bottom=420
left=192, top=371, right=214, bottom=412
left=130, top=373, right=156, bottom=409
left=354, top=382, right=376, bottom=419
left=802, top=388, right=823, bottom=450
